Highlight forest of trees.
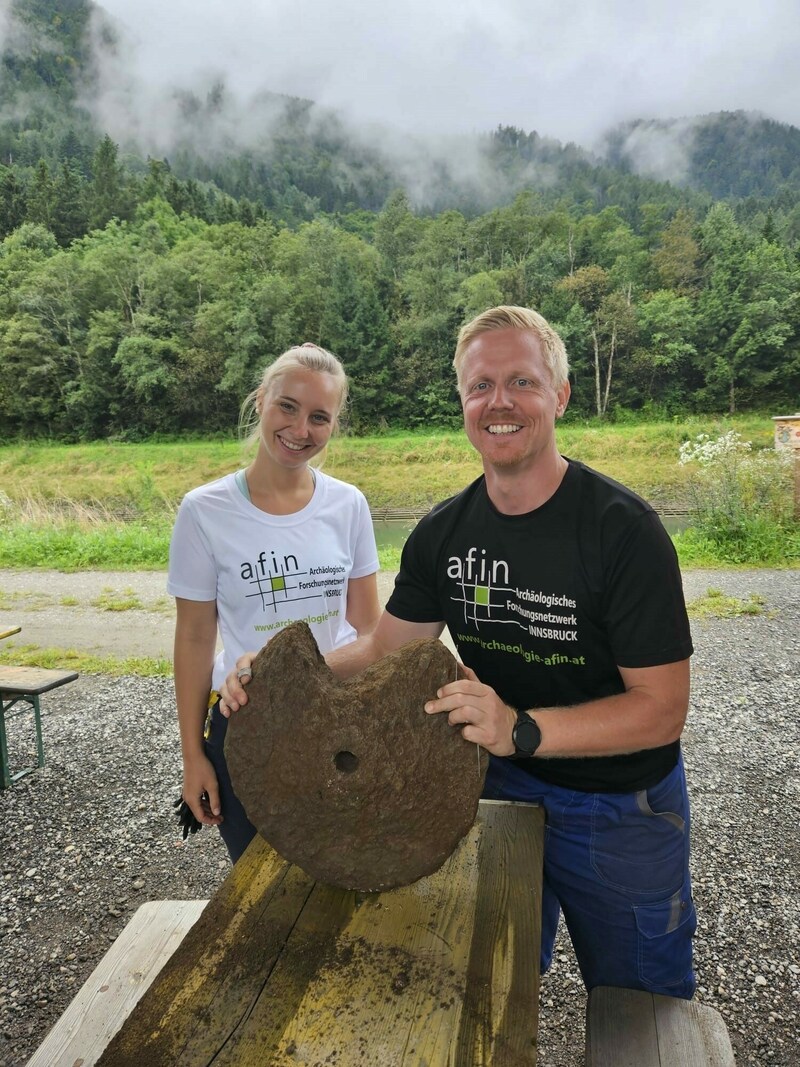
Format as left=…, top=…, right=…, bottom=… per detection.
left=0, top=0, right=798, bottom=439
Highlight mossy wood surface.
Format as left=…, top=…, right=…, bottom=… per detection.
left=98, top=800, right=544, bottom=1067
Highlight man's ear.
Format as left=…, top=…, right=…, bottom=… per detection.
left=556, top=379, right=571, bottom=418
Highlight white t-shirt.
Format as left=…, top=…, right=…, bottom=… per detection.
left=167, top=470, right=379, bottom=690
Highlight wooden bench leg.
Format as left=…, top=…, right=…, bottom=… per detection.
left=32, top=692, right=45, bottom=769
left=585, top=985, right=735, bottom=1067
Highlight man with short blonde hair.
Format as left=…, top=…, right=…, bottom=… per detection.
left=453, top=304, right=570, bottom=390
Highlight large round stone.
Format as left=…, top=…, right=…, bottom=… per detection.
left=225, top=622, right=488, bottom=891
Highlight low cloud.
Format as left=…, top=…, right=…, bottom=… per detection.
left=2, top=0, right=798, bottom=205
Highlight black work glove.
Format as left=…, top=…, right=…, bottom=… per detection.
left=173, top=793, right=203, bottom=839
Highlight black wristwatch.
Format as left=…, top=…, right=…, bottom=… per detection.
left=511, top=710, right=542, bottom=758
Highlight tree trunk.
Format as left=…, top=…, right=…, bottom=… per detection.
left=592, top=327, right=602, bottom=417
left=602, top=323, right=617, bottom=417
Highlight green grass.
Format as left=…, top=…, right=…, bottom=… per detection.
left=673, top=524, right=800, bottom=568
left=91, top=587, right=145, bottom=611
left=686, top=587, right=769, bottom=619
left=378, top=545, right=402, bottom=571
left=0, top=515, right=173, bottom=571
left=0, top=415, right=794, bottom=571
left=0, top=643, right=171, bottom=676
left=0, top=590, right=51, bottom=610
left=0, top=415, right=776, bottom=513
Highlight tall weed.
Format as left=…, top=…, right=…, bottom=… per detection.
left=0, top=493, right=172, bottom=569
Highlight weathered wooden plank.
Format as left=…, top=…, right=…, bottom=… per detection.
left=28, top=900, right=207, bottom=1067
left=585, top=985, right=659, bottom=1066
left=221, top=801, right=542, bottom=1066
left=455, top=801, right=542, bottom=1065
left=585, top=987, right=736, bottom=1067
left=97, top=800, right=543, bottom=1067
left=653, top=992, right=736, bottom=1067
left=97, top=840, right=322, bottom=1065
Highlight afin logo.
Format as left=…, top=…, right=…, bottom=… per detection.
left=240, top=550, right=299, bottom=582
left=447, top=547, right=509, bottom=586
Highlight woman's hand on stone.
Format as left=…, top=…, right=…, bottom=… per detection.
left=219, top=653, right=257, bottom=717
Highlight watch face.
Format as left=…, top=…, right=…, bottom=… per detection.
left=512, top=715, right=541, bottom=757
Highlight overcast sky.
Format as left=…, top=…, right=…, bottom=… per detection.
left=93, top=0, right=799, bottom=148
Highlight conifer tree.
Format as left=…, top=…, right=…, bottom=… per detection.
left=0, top=167, right=27, bottom=236
left=26, top=160, right=56, bottom=231
left=53, top=161, right=88, bottom=245
left=89, top=135, right=128, bottom=229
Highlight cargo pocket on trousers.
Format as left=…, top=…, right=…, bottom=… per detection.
left=633, top=881, right=697, bottom=992
left=590, top=791, right=688, bottom=895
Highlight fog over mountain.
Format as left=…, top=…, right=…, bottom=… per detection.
left=1, top=0, right=799, bottom=208
left=90, top=0, right=799, bottom=151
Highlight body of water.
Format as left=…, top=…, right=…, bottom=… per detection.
left=373, top=519, right=417, bottom=552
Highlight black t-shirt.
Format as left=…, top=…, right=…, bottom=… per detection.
left=386, top=460, right=693, bottom=792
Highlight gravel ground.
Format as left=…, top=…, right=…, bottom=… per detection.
left=1, top=568, right=798, bottom=1066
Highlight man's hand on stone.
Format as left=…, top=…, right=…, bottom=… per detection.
left=424, top=664, right=517, bottom=756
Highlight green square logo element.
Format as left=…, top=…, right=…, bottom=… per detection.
left=271, top=576, right=286, bottom=592
left=474, top=585, right=490, bottom=606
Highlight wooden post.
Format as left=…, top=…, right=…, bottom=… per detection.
left=96, top=800, right=544, bottom=1067
left=772, top=414, right=800, bottom=521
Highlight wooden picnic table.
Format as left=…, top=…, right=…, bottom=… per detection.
left=0, top=665, right=78, bottom=788
left=31, top=800, right=545, bottom=1067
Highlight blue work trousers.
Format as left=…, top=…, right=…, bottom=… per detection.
left=482, top=754, right=696, bottom=999
left=205, top=701, right=258, bottom=864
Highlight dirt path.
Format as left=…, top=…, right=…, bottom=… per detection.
left=0, top=569, right=400, bottom=660
left=2, top=567, right=799, bottom=665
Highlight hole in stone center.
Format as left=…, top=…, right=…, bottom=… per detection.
left=334, top=750, right=359, bottom=774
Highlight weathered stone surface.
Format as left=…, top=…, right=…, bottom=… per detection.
left=225, top=622, right=488, bottom=891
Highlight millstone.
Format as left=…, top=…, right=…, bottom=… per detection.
left=225, top=622, right=488, bottom=891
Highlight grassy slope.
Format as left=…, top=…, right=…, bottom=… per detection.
left=0, top=415, right=775, bottom=513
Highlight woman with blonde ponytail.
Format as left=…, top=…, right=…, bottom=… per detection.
left=168, top=343, right=380, bottom=862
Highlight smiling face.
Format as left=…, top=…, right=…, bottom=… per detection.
left=459, top=328, right=570, bottom=474
left=257, top=367, right=340, bottom=471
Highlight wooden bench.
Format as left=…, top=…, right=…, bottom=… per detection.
left=0, top=665, right=78, bottom=788
left=27, top=900, right=208, bottom=1067
left=31, top=800, right=545, bottom=1066
left=585, top=985, right=735, bottom=1066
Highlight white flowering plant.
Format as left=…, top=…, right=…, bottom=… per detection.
left=0, top=490, right=13, bottom=524
left=678, top=431, right=796, bottom=563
